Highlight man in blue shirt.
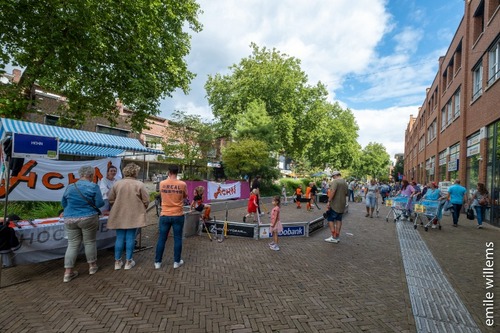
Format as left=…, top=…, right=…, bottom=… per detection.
left=447, top=180, right=467, bottom=227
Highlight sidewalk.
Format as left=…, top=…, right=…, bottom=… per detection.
left=0, top=200, right=498, bottom=332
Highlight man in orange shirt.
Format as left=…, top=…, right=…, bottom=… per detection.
left=154, top=165, right=188, bottom=270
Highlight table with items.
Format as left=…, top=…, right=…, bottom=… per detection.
left=5, top=216, right=115, bottom=266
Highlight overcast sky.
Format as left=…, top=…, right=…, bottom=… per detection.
left=159, top=0, right=464, bottom=161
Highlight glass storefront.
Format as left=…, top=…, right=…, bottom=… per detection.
left=486, top=123, right=500, bottom=227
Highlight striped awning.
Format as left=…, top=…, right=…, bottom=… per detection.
left=0, top=118, right=163, bottom=157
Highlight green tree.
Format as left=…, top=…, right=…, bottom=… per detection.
left=357, top=142, right=391, bottom=179
left=0, top=0, right=201, bottom=132
left=205, top=43, right=360, bottom=169
left=221, top=139, right=277, bottom=181
left=392, top=157, right=404, bottom=182
left=162, top=110, right=216, bottom=179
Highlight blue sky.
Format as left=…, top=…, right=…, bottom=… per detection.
left=159, top=0, right=465, bottom=161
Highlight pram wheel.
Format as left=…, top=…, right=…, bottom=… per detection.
left=424, top=227, right=428, bottom=232
left=413, top=225, right=417, bottom=229
left=438, top=225, right=442, bottom=230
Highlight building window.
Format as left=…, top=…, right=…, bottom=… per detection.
left=473, top=0, right=485, bottom=43
left=454, top=42, right=462, bottom=75
left=45, top=115, right=59, bottom=126
left=427, top=120, right=437, bottom=143
left=144, top=135, right=163, bottom=150
left=441, top=107, right=446, bottom=130
left=472, top=62, right=483, bottom=101
left=454, top=88, right=461, bottom=118
left=488, top=38, right=500, bottom=86
left=96, top=125, right=129, bottom=137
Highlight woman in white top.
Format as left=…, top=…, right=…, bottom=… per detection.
left=364, top=179, right=379, bottom=218
left=99, top=165, right=118, bottom=212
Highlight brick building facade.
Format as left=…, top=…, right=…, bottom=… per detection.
left=404, top=0, right=499, bottom=226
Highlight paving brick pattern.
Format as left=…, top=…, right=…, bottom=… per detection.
left=0, top=200, right=498, bottom=332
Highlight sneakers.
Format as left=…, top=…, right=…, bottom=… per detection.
left=89, top=265, right=98, bottom=275
left=124, top=260, right=135, bottom=270
left=324, top=236, right=336, bottom=243
left=114, top=260, right=124, bottom=270
left=173, top=260, right=184, bottom=269
left=268, top=241, right=275, bottom=247
left=431, top=225, right=437, bottom=229
left=270, top=244, right=280, bottom=251
left=154, top=262, right=161, bottom=269
left=477, top=224, right=483, bottom=229
left=63, top=271, right=79, bottom=283
left=365, top=213, right=369, bottom=217
left=332, top=238, right=340, bottom=243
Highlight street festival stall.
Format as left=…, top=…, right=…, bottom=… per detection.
left=0, top=118, right=162, bottom=268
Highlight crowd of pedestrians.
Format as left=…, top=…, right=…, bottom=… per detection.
left=60, top=163, right=492, bottom=283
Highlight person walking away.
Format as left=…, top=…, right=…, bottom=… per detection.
left=311, top=182, right=320, bottom=209
left=447, top=179, right=467, bottom=227
left=268, top=196, right=283, bottom=251
left=364, top=179, right=378, bottom=218
left=154, top=165, right=188, bottom=269
left=61, top=165, right=104, bottom=282
left=380, top=183, right=390, bottom=204
left=107, top=163, right=149, bottom=270
left=281, top=184, right=288, bottom=206
left=244, top=189, right=259, bottom=223
left=324, top=171, right=348, bottom=243
left=295, top=184, right=303, bottom=209
left=190, top=186, right=211, bottom=221
left=348, top=180, right=356, bottom=202
left=469, top=182, right=490, bottom=229
left=99, top=165, right=118, bottom=212
left=305, top=183, right=313, bottom=211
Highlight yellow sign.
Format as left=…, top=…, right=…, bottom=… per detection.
left=414, top=204, right=425, bottom=213
left=385, top=200, right=392, bottom=206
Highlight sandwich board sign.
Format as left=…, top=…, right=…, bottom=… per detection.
left=12, top=133, right=59, bottom=159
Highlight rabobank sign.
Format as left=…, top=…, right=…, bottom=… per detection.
left=276, top=226, right=306, bottom=237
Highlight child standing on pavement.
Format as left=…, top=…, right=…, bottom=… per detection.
left=269, top=196, right=283, bottom=251
left=295, top=184, right=303, bottom=209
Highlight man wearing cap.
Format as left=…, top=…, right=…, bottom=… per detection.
left=325, top=171, right=348, bottom=243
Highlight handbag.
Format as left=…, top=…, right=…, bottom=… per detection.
left=73, top=183, right=102, bottom=215
left=466, top=207, right=475, bottom=220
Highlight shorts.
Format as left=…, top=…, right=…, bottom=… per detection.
left=195, top=204, right=204, bottom=212
left=326, top=208, right=343, bottom=222
left=365, top=196, right=376, bottom=208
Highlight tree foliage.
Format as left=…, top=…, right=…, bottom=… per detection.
left=205, top=43, right=359, bottom=169
left=162, top=110, right=216, bottom=179
left=392, top=157, right=404, bottom=182
left=355, top=142, right=391, bottom=179
left=0, top=0, right=202, bottom=132
left=221, top=139, right=278, bottom=180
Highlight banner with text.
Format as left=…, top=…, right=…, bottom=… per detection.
left=207, top=181, right=241, bottom=200
left=0, top=157, right=121, bottom=201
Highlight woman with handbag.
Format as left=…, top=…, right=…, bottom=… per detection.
left=107, top=163, right=150, bottom=270
left=469, top=183, right=490, bottom=229
left=61, top=165, right=104, bottom=283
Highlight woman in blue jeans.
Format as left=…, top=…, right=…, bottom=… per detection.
left=61, top=165, right=104, bottom=283
left=469, top=183, right=490, bottom=229
left=107, top=163, right=150, bottom=270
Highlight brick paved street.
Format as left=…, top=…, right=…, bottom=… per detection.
left=0, top=199, right=498, bottom=332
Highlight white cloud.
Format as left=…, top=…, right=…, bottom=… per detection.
left=351, top=105, right=418, bottom=160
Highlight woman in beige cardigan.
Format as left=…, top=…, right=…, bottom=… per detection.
left=107, top=163, right=149, bottom=270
